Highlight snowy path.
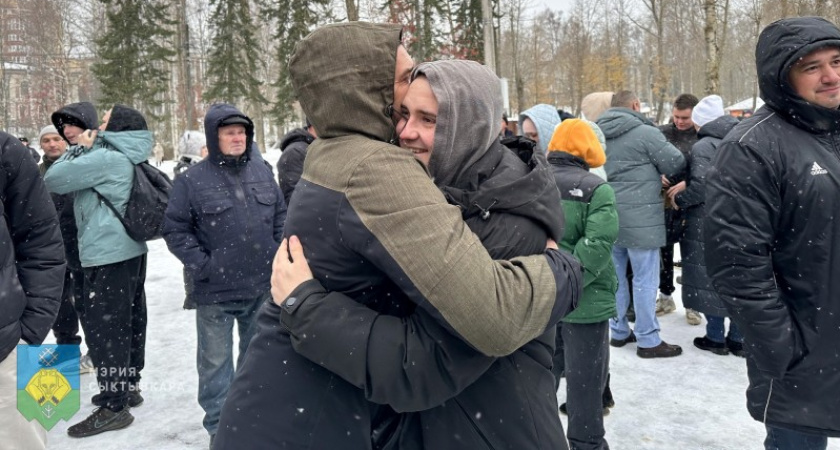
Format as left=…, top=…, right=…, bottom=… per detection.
left=43, top=156, right=838, bottom=449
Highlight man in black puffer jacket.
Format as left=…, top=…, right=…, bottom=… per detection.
left=0, top=131, right=65, bottom=449
left=706, top=16, right=840, bottom=449
left=275, top=119, right=316, bottom=205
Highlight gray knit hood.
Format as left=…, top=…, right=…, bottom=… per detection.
left=519, top=104, right=562, bottom=154
left=413, top=60, right=503, bottom=188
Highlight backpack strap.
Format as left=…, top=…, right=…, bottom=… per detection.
left=93, top=188, right=130, bottom=228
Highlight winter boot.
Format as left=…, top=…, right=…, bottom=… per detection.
left=686, top=309, right=703, bottom=325
left=726, top=339, right=747, bottom=358
left=655, top=294, right=677, bottom=316
left=693, top=336, right=729, bottom=355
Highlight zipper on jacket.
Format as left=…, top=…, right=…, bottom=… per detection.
left=762, top=379, right=774, bottom=424
left=232, top=170, right=250, bottom=243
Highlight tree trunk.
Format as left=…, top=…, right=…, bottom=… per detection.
left=345, top=0, right=358, bottom=21
left=703, top=0, right=719, bottom=94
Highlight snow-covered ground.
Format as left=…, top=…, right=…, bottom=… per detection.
left=42, top=154, right=839, bottom=449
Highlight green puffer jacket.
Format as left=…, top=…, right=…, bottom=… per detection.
left=549, top=152, right=619, bottom=323
left=44, top=130, right=150, bottom=267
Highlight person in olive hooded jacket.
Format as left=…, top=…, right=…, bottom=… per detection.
left=706, top=16, right=840, bottom=449
left=265, top=59, right=575, bottom=450
left=44, top=104, right=151, bottom=437
left=215, top=22, right=581, bottom=449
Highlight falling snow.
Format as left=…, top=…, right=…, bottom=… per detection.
left=41, top=155, right=839, bottom=449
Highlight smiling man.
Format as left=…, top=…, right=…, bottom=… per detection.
left=705, top=16, right=840, bottom=450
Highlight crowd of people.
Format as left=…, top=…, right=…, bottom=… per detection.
left=1, top=15, right=838, bottom=450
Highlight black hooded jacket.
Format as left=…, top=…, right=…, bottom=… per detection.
left=51, top=102, right=98, bottom=144
left=0, top=132, right=66, bottom=361
left=705, top=16, right=840, bottom=436
left=275, top=127, right=315, bottom=205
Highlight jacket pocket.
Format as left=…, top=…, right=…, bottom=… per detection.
left=253, top=190, right=278, bottom=225
left=200, top=198, right=234, bottom=215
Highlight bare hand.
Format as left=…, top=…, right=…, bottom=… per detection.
left=546, top=238, right=558, bottom=250
left=661, top=174, right=672, bottom=188
left=77, top=129, right=97, bottom=148
left=667, top=181, right=686, bottom=209
left=271, top=235, right=314, bottom=306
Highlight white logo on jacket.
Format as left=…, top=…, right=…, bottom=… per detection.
left=811, top=162, right=828, bottom=175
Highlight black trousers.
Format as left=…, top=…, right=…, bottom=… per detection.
left=659, top=244, right=675, bottom=295
left=82, top=254, right=147, bottom=411
left=52, top=268, right=85, bottom=345
left=553, top=321, right=611, bottom=450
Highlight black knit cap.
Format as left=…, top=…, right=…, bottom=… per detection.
left=105, top=104, right=148, bottom=132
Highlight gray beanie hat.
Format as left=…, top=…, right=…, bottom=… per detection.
left=38, top=125, right=60, bottom=143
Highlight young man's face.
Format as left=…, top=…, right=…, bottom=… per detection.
left=521, top=118, right=539, bottom=144
left=789, top=47, right=840, bottom=109
left=397, top=76, right=437, bottom=167
left=218, top=124, right=247, bottom=156
left=40, top=133, right=67, bottom=159
left=393, top=45, right=414, bottom=116
left=62, top=125, right=85, bottom=145
left=672, top=107, right=694, bottom=131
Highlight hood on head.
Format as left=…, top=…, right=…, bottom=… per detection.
left=280, top=127, right=315, bottom=150
left=519, top=104, right=561, bottom=154
left=757, top=16, right=840, bottom=133
left=105, top=104, right=147, bottom=132
left=203, top=103, right=255, bottom=163
left=413, top=60, right=503, bottom=188
left=51, top=102, right=98, bottom=144
left=289, top=22, right=402, bottom=143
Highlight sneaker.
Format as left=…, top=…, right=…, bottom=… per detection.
left=655, top=295, right=676, bottom=316
left=726, top=339, right=747, bottom=358
left=609, top=332, right=637, bottom=348
left=79, top=353, right=95, bottom=374
left=637, top=341, right=683, bottom=358
left=92, top=390, right=144, bottom=408
left=686, top=309, right=702, bottom=325
left=693, top=336, right=729, bottom=355
left=67, top=407, right=134, bottom=438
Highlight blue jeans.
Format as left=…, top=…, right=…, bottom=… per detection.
left=610, top=246, right=662, bottom=348
left=705, top=315, right=743, bottom=343
left=765, top=425, right=827, bottom=450
left=196, top=293, right=266, bottom=435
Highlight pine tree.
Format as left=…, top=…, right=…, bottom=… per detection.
left=260, top=0, right=329, bottom=123
left=203, top=0, right=266, bottom=106
left=92, top=0, right=175, bottom=119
